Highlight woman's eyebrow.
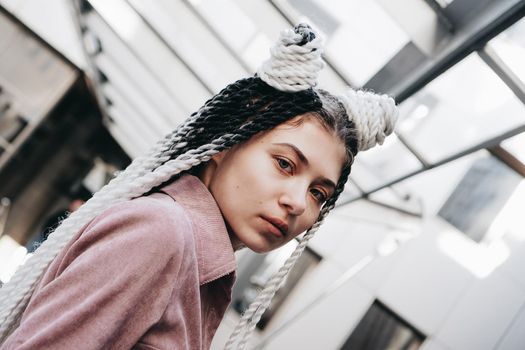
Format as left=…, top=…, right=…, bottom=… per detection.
left=273, top=142, right=309, bottom=165
left=272, top=142, right=337, bottom=190
left=318, top=178, right=336, bottom=192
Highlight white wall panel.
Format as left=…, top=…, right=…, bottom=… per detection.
left=498, top=240, right=525, bottom=292
left=263, top=258, right=345, bottom=334
left=376, top=218, right=475, bottom=335
left=495, top=303, right=525, bottom=350
left=420, top=338, right=453, bottom=350
left=263, top=280, right=373, bottom=350
left=436, top=272, right=525, bottom=350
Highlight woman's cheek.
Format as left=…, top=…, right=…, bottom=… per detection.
left=303, top=209, right=319, bottom=231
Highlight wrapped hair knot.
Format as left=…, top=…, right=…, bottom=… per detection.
left=338, top=90, right=398, bottom=152
left=257, top=23, right=324, bottom=92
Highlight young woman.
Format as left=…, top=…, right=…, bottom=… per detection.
left=0, top=24, right=398, bottom=349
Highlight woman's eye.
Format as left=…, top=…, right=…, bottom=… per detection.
left=311, top=189, right=327, bottom=203
left=277, top=158, right=293, bottom=173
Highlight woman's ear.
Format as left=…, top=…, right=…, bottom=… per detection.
left=211, top=150, right=228, bottom=166
left=196, top=149, right=229, bottom=187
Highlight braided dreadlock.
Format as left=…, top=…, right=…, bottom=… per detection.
left=0, top=23, right=398, bottom=349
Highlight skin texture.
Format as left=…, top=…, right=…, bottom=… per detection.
left=198, top=115, right=347, bottom=253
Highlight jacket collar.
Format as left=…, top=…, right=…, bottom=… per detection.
left=159, top=173, right=236, bottom=285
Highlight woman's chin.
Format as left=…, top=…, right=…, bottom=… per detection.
left=239, top=234, right=277, bottom=254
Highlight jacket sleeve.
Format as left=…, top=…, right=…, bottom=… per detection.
left=1, top=197, right=190, bottom=350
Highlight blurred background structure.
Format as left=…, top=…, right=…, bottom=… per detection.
left=1, top=0, right=525, bottom=349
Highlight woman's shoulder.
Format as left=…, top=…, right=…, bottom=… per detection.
left=78, top=192, right=194, bottom=257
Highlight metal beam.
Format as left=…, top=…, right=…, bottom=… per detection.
left=391, top=0, right=525, bottom=103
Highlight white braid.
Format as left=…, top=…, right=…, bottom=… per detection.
left=224, top=213, right=328, bottom=350
left=0, top=111, right=206, bottom=343
left=0, top=131, right=231, bottom=344
left=257, top=23, right=324, bottom=92
left=338, top=90, right=398, bottom=152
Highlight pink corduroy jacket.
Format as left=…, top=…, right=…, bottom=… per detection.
left=1, top=174, right=237, bottom=350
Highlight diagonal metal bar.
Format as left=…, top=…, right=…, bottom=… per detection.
left=337, top=123, right=525, bottom=207
left=395, top=132, right=432, bottom=168
left=488, top=145, right=525, bottom=177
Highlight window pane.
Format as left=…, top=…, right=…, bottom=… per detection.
left=342, top=300, right=425, bottom=350
left=397, top=53, right=525, bottom=164
left=438, top=155, right=522, bottom=243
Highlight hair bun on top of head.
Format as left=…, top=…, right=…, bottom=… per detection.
left=338, top=90, right=399, bottom=152
left=257, top=23, right=324, bottom=92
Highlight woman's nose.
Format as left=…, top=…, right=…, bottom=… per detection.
left=278, top=185, right=307, bottom=216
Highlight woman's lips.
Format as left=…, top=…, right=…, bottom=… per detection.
left=261, top=216, right=289, bottom=237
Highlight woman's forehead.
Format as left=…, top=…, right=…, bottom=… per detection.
left=261, top=118, right=347, bottom=180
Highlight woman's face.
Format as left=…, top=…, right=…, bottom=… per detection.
left=200, top=116, right=347, bottom=253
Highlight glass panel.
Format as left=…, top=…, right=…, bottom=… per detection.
left=273, top=0, right=410, bottom=86
left=487, top=16, right=525, bottom=85
left=397, top=53, right=525, bottom=164
left=342, top=300, right=425, bottom=350
left=349, top=134, right=422, bottom=192
left=438, top=155, right=522, bottom=243
left=389, top=150, right=489, bottom=216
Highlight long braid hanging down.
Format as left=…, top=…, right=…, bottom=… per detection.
left=0, top=22, right=398, bottom=348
